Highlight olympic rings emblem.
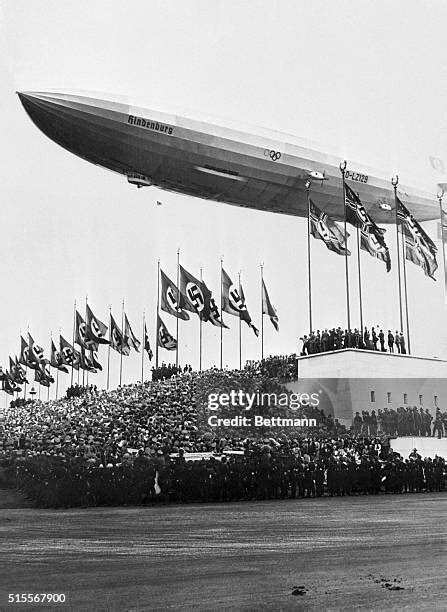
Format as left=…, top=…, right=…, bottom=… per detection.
left=264, top=149, right=282, bottom=161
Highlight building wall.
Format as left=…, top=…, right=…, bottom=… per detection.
left=286, top=350, right=447, bottom=427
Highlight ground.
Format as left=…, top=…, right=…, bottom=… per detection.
left=1, top=492, right=446, bottom=611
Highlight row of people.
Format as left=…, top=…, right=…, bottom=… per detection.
left=300, top=327, right=406, bottom=355
left=4, top=445, right=444, bottom=507
left=151, top=363, right=193, bottom=381
left=353, top=407, right=446, bottom=438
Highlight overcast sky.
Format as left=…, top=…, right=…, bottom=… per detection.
left=1, top=0, right=447, bottom=395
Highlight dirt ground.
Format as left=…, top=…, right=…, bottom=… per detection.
left=1, top=492, right=446, bottom=611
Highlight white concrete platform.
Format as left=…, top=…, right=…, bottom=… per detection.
left=297, top=348, right=447, bottom=378
left=286, top=350, right=447, bottom=427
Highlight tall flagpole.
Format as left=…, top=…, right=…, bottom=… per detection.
left=392, top=175, right=404, bottom=333
left=260, top=263, right=264, bottom=360
left=48, top=331, right=52, bottom=402
left=238, top=271, right=242, bottom=370
left=340, top=161, right=351, bottom=332
left=438, top=190, right=446, bottom=300
left=141, top=310, right=145, bottom=383
left=199, top=267, right=203, bottom=371
left=56, top=368, right=59, bottom=401
left=220, top=257, right=223, bottom=369
left=305, top=180, right=313, bottom=334
left=106, top=306, right=111, bottom=390
left=400, top=222, right=411, bottom=354
left=119, top=298, right=124, bottom=387
left=176, top=248, right=180, bottom=370
left=71, top=299, right=76, bottom=387
left=155, top=259, right=160, bottom=368
left=356, top=224, right=364, bottom=334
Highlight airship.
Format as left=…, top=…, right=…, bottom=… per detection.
left=17, top=90, right=440, bottom=223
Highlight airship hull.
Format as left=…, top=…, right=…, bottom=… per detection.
left=17, top=91, right=438, bottom=223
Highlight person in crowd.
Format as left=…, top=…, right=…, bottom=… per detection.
left=388, top=330, right=394, bottom=353
left=399, top=333, right=406, bottom=355
left=371, top=327, right=378, bottom=351
left=379, top=329, right=385, bottom=352
left=395, top=331, right=401, bottom=354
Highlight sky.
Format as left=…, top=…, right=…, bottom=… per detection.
left=1, top=0, right=447, bottom=396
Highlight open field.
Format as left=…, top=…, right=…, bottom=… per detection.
left=1, top=493, right=446, bottom=611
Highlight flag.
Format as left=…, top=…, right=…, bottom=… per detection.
left=28, top=333, right=45, bottom=363
left=14, top=357, right=28, bottom=384
left=86, top=304, right=109, bottom=344
left=75, top=311, right=99, bottom=350
left=262, top=279, right=279, bottom=331
left=160, top=269, right=190, bottom=320
left=34, top=367, right=53, bottom=387
left=50, top=340, right=69, bottom=373
left=359, top=225, right=391, bottom=272
left=208, top=293, right=229, bottom=328
left=110, top=315, right=131, bottom=355
left=9, top=357, right=27, bottom=385
left=157, top=315, right=177, bottom=350
left=90, top=349, right=103, bottom=371
left=23, top=333, right=45, bottom=369
left=80, top=348, right=97, bottom=372
left=310, top=199, right=350, bottom=255
left=397, top=197, right=438, bottom=280
left=345, top=182, right=377, bottom=228
left=144, top=323, right=153, bottom=360
left=345, top=183, right=391, bottom=271
left=59, top=335, right=80, bottom=370
left=239, top=283, right=259, bottom=336
left=221, top=269, right=245, bottom=316
left=19, top=336, right=33, bottom=368
left=441, top=206, right=447, bottom=298
left=179, top=265, right=211, bottom=320
left=124, top=314, right=141, bottom=352
left=3, top=373, right=19, bottom=395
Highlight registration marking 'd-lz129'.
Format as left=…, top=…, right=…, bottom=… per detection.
left=345, top=171, right=369, bottom=183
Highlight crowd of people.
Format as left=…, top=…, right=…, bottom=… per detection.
left=3, top=436, right=444, bottom=507
left=66, top=384, right=99, bottom=399
left=0, top=355, right=445, bottom=507
left=300, top=326, right=407, bottom=355
left=353, top=407, right=447, bottom=438
left=151, top=363, right=193, bottom=382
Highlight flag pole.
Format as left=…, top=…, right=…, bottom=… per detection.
left=141, top=310, right=145, bottom=383
left=155, top=259, right=160, bottom=368
left=305, top=180, right=313, bottom=334
left=106, top=306, right=111, bottom=390
left=400, top=222, right=411, bottom=354
left=176, top=248, right=180, bottom=370
left=260, top=263, right=264, bottom=360
left=56, top=368, right=59, bottom=401
left=356, top=224, right=364, bottom=334
left=48, top=330, right=52, bottom=402
left=438, top=190, right=446, bottom=301
left=71, top=299, right=76, bottom=387
left=119, top=298, right=124, bottom=387
left=392, top=175, right=404, bottom=333
left=220, top=257, right=223, bottom=369
left=340, top=161, right=351, bottom=332
left=238, top=271, right=242, bottom=369
left=199, top=267, right=203, bottom=371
